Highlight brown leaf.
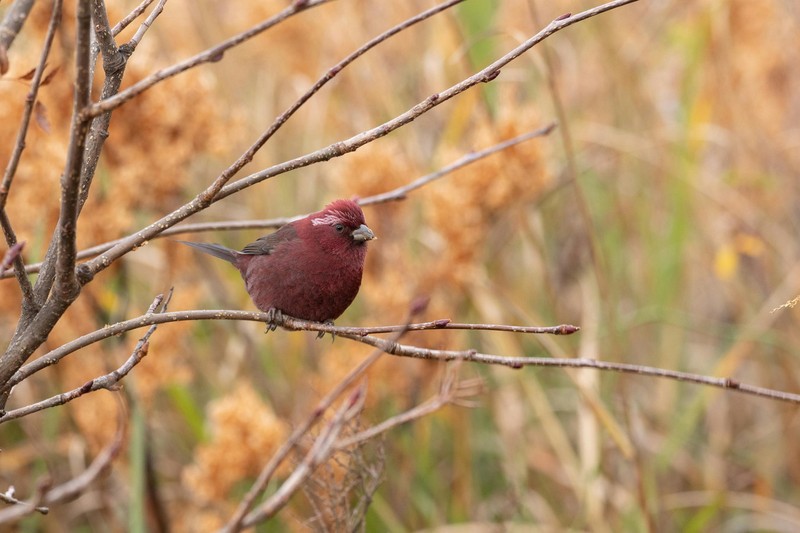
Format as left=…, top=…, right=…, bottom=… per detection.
left=34, top=100, right=51, bottom=133
left=41, top=65, right=60, bottom=86
left=0, top=45, right=8, bottom=76
left=18, top=66, right=37, bottom=81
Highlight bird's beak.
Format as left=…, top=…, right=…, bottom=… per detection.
left=351, top=224, right=376, bottom=242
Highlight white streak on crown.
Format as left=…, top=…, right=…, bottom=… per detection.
left=311, top=210, right=347, bottom=226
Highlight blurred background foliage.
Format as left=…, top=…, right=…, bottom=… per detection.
left=1, top=0, right=800, bottom=530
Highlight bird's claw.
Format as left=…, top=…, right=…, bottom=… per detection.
left=264, top=308, right=284, bottom=333
left=317, top=319, right=335, bottom=341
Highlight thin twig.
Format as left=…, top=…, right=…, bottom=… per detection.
left=0, top=240, right=24, bottom=276
left=79, top=0, right=168, bottom=219
left=3, top=311, right=576, bottom=393
left=335, top=364, right=483, bottom=449
left=111, top=0, right=156, bottom=36
left=200, top=0, right=466, bottom=206
left=0, top=0, right=63, bottom=212
left=2, top=125, right=556, bottom=278
left=126, top=0, right=167, bottom=51
left=0, top=400, right=126, bottom=524
left=0, top=490, right=48, bottom=516
left=220, top=302, right=424, bottom=533
left=0, top=0, right=62, bottom=304
left=242, top=385, right=367, bottom=527
left=4, top=307, right=799, bottom=407
left=213, top=2, right=637, bottom=203
left=79, top=0, right=638, bottom=282
left=361, top=122, right=557, bottom=206
left=0, top=292, right=169, bottom=422
left=82, top=0, right=334, bottom=119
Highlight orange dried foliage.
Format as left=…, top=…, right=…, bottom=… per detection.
left=182, top=381, right=289, bottom=501
left=422, top=92, right=550, bottom=296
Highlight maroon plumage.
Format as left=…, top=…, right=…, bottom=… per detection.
left=181, top=199, right=375, bottom=322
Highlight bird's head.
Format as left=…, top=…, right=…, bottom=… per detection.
left=308, top=199, right=375, bottom=255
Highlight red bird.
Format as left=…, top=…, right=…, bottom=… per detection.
left=180, top=199, right=375, bottom=325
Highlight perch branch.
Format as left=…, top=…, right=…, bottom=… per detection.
left=4, top=310, right=577, bottom=394
left=4, top=307, right=798, bottom=408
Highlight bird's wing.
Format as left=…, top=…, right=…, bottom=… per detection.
left=240, top=223, right=298, bottom=255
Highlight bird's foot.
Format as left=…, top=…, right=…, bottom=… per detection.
left=264, top=308, right=284, bottom=333
left=317, top=319, right=335, bottom=341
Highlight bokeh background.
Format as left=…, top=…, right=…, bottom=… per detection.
left=1, top=0, right=800, bottom=530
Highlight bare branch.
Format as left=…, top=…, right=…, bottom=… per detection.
left=0, top=292, right=169, bottom=422
left=4, top=303, right=799, bottom=416
left=0, top=0, right=63, bottom=212
left=0, top=401, right=125, bottom=524
left=79, top=0, right=637, bottom=281
left=199, top=0, right=466, bottom=206
left=2, top=124, right=555, bottom=278
left=40, top=0, right=93, bottom=304
left=0, top=0, right=89, bottom=395
left=0, top=0, right=36, bottom=74
left=220, top=301, right=425, bottom=532
left=0, top=1, right=62, bottom=305
left=91, top=0, right=123, bottom=72
left=335, top=364, right=484, bottom=449
left=3, top=309, right=575, bottom=394
left=361, top=122, right=557, bottom=206
left=111, top=0, right=156, bottom=36
left=0, top=489, right=48, bottom=516
left=126, top=0, right=167, bottom=51
left=214, top=1, right=637, bottom=203
left=241, top=384, right=367, bottom=527
left=82, top=0, right=334, bottom=119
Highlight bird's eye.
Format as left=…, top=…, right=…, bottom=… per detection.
left=334, top=224, right=345, bottom=233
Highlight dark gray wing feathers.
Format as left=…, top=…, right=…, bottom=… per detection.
left=240, top=224, right=298, bottom=255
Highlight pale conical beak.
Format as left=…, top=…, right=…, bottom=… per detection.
left=351, top=224, right=376, bottom=242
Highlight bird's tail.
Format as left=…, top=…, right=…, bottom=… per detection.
left=178, top=240, right=239, bottom=264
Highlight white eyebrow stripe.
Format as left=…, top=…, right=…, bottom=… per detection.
left=311, top=210, right=347, bottom=226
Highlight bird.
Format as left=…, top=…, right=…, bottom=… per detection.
left=180, top=199, right=375, bottom=328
